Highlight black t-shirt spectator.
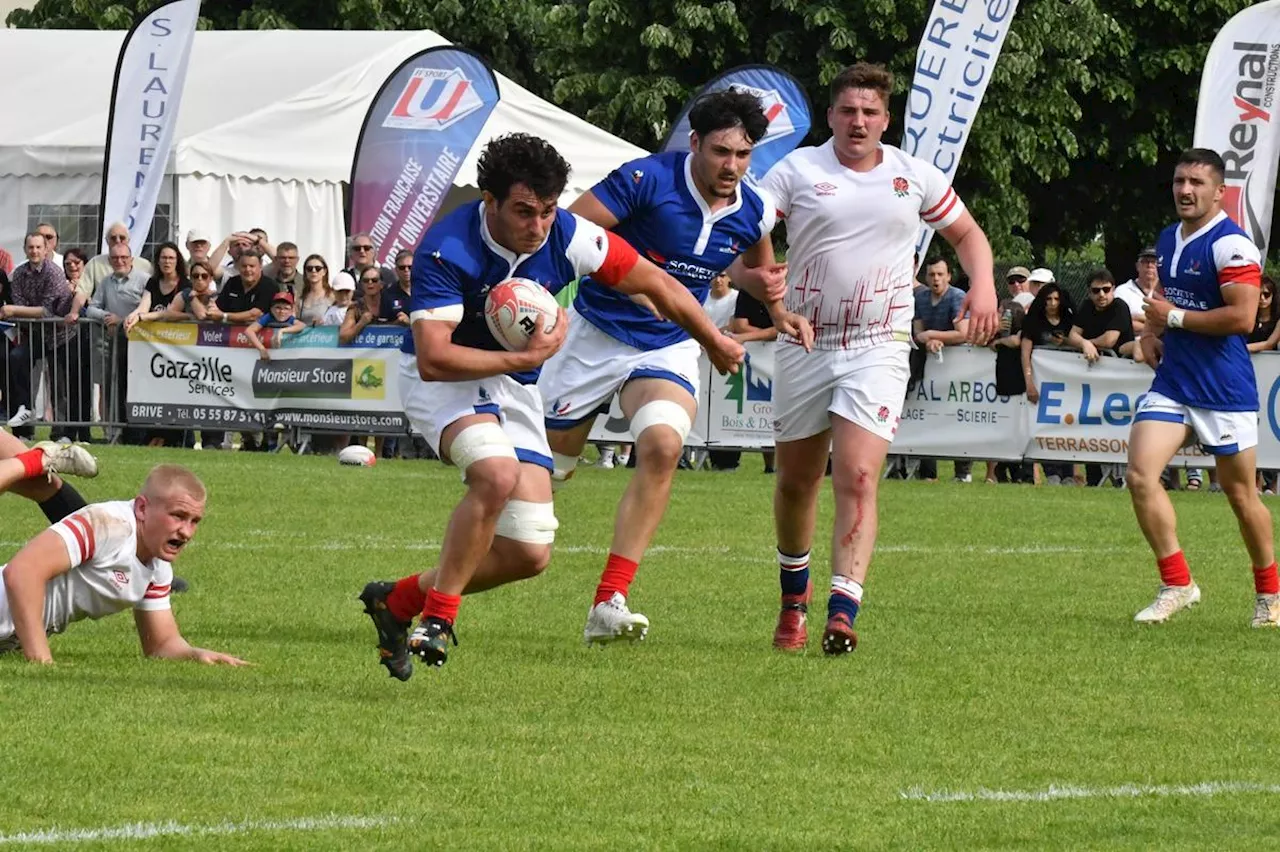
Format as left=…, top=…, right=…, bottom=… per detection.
left=216, top=275, right=280, bottom=315
left=734, top=290, right=772, bottom=331
left=380, top=286, right=411, bottom=322
left=994, top=298, right=1026, bottom=396
left=145, top=276, right=190, bottom=312
left=1250, top=315, right=1279, bottom=345
left=1022, top=314, right=1071, bottom=348
left=1074, top=299, right=1134, bottom=354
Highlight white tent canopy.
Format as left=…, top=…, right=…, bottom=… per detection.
left=0, top=28, right=646, bottom=265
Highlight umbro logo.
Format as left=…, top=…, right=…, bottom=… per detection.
left=814, top=182, right=837, bottom=196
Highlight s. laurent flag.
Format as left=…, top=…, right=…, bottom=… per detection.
left=349, top=47, right=500, bottom=269
left=662, top=65, right=812, bottom=181
left=904, top=0, right=1018, bottom=259
left=1194, top=0, right=1280, bottom=253
left=98, top=0, right=201, bottom=256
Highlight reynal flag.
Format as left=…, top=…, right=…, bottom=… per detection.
left=1194, top=0, right=1280, bottom=253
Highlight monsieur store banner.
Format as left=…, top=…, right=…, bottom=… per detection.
left=126, top=323, right=408, bottom=433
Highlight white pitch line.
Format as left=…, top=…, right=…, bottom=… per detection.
left=900, top=781, right=1280, bottom=803
left=0, top=813, right=398, bottom=845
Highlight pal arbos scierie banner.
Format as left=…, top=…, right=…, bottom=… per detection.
left=349, top=47, right=501, bottom=270
left=1194, top=0, right=1280, bottom=254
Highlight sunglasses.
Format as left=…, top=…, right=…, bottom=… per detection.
left=1007, top=276, right=1027, bottom=283
left=38, top=233, right=55, bottom=241
left=361, top=278, right=381, bottom=285
left=396, top=264, right=412, bottom=271
left=305, top=265, right=325, bottom=272
left=191, top=273, right=211, bottom=280
left=1263, top=291, right=1274, bottom=298
left=1089, top=286, right=1113, bottom=294
left=353, top=244, right=374, bottom=251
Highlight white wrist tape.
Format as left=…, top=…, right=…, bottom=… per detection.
left=1167, top=309, right=1186, bottom=330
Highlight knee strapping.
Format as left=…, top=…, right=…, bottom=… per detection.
left=494, top=499, right=559, bottom=544
left=448, top=423, right=516, bottom=476
left=629, top=400, right=692, bottom=443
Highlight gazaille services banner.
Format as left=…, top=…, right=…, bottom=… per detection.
left=126, top=323, right=408, bottom=433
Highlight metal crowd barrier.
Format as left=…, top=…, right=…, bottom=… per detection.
left=0, top=316, right=126, bottom=441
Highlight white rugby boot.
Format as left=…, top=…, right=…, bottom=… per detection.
left=1134, top=583, right=1201, bottom=624
left=583, top=592, right=649, bottom=645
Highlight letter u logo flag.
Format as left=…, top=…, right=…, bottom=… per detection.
left=383, top=68, right=484, bottom=131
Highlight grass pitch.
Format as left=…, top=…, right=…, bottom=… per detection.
left=2, top=448, right=1279, bottom=849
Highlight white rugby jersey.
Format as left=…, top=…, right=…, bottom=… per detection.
left=0, top=501, right=173, bottom=640
left=761, top=141, right=966, bottom=350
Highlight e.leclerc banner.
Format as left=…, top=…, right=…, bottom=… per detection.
left=349, top=47, right=500, bottom=270
left=662, top=65, right=812, bottom=181
left=1194, top=0, right=1280, bottom=253
left=904, top=0, right=1018, bottom=260
left=126, top=323, right=409, bottom=434
left=98, top=0, right=201, bottom=256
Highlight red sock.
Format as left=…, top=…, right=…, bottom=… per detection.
left=594, top=553, right=639, bottom=605
left=385, top=574, right=426, bottom=623
left=1157, top=551, right=1192, bottom=587
left=15, top=448, right=44, bottom=479
left=423, top=588, right=461, bottom=625
left=1254, top=562, right=1279, bottom=595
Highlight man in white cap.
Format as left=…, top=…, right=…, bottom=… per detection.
left=1006, top=265, right=1034, bottom=309
left=184, top=229, right=221, bottom=287
left=1027, top=267, right=1056, bottom=300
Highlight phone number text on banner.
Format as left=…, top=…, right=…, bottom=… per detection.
left=126, top=323, right=409, bottom=433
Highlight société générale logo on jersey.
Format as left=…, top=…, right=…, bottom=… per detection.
left=892, top=176, right=910, bottom=198
left=725, top=83, right=794, bottom=144
left=383, top=68, right=484, bottom=131
left=643, top=250, right=718, bottom=283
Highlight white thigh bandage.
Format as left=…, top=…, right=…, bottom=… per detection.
left=551, top=452, right=579, bottom=485
left=448, top=422, right=516, bottom=474
left=629, top=400, right=692, bottom=443
left=494, top=500, right=559, bottom=544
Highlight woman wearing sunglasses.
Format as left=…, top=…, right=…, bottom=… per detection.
left=297, top=255, right=334, bottom=326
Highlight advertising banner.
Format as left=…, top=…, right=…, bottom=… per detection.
left=662, top=65, right=812, bottom=181
left=1194, top=0, right=1280, bottom=252
left=349, top=47, right=500, bottom=269
left=99, top=0, right=201, bottom=255
left=904, top=0, right=1019, bottom=259
left=126, top=323, right=408, bottom=433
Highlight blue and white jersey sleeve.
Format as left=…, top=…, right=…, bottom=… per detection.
left=590, top=156, right=658, bottom=224
left=408, top=250, right=466, bottom=324
left=1213, top=233, right=1263, bottom=288
left=563, top=212, right=611, bottom=279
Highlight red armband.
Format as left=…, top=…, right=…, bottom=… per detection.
left=1219, top=263, right=1261, bottom=287
left=592, top=233, right=640, bottom=287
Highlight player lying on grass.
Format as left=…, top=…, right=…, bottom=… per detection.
left=0, top=463, right=247, bottom=665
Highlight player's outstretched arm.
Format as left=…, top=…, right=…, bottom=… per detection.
left=939, top=212, right=998, bottom=345
left=4, top=530, right=73, bottom=663
left=615, top=256, right=743, bottom=374
left=134, top=608, right=250, bottom=665
left=413, top=314, right=567, bottom=382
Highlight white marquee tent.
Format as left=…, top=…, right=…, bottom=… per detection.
left=0, top=28, right=646, bottom=264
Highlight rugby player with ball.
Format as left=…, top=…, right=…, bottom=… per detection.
left=358, top=133, right=743, bottom=679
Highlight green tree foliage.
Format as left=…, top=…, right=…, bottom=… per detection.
left=8, top=0, right=1272, bottom=266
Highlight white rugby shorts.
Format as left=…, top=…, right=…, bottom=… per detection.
left=1134, top=390, right=1258, bottom=455
left=772, top=341, right=911, bottom=443
left=538, top=307, right=702, bottom=429
left=398, top=353, right=553, bottom=470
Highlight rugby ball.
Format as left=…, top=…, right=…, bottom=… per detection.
left=484, top=278, right=559, bottom=352
left=338, top=445, right=377, bottom=467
